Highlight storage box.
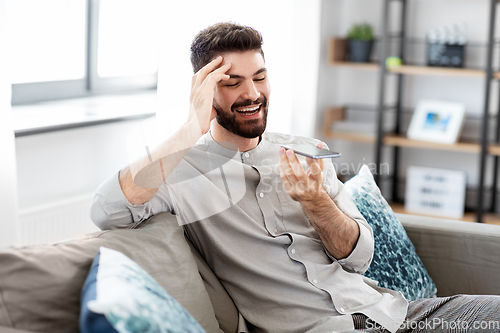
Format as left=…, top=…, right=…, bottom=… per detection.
left=405, top=166, right=466, bottom=219
left=426, top=43, right=465, bottom=68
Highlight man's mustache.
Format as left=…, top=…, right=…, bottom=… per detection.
left=231, top=96, right=267, bottom=111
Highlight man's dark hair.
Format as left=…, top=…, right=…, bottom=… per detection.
left=190, top=22, right=264, bottom=73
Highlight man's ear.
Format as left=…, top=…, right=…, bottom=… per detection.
left=212, top=101, right=220, bottom=116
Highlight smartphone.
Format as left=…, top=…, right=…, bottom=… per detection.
left=281, top=144, right=341, bottom=159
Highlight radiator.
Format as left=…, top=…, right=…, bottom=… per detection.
left=18, top=194, right=100, bottom=246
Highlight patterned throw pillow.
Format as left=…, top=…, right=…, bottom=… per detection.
left=80, top=247, right=206, bottom=333
left=344, top=165, right=437, bottom=301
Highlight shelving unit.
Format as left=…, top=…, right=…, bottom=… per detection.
left=325, top=0, right=500, bottom=223
left=387, top=65, right=485, bottom=78
left=329, top=61, right=379, bottom=71
left=390, top=203, right=500, bottom=225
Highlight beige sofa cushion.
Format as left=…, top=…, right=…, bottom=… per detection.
left=0, top=212, right=220, bottom=333
left=188, top=240, right=239, bottom=333
left=0, top=326, right=39, bottom=333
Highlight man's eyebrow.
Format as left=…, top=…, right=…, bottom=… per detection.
left=254, top=68, right=267, bottom=76
left=228, top=68, right=267, bottom=79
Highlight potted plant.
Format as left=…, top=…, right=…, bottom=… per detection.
left=347, top=23, right=374, bottom=63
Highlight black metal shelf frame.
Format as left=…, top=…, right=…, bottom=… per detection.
left=374, top=0, right=499, bottom=223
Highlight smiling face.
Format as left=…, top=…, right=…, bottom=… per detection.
left=213, top=50, right=270, bottom=139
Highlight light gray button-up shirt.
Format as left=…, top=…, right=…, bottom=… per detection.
left=90, top=132, right=408, bottom=333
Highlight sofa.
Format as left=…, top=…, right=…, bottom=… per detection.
left=0, top=211, right=499, bottom=333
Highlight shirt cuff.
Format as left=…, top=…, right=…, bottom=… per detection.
left=336, top=222, right=374, bottom=273
left=90, top=172, right=148, bottom=229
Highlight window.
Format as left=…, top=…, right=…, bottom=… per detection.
left=97, top=0, right=158, bottom=78
left=7, top=0, right=159, bottom=105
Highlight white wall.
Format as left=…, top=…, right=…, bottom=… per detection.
left=0, top=0, right=19, bottom=247
left=317, top=0, right=496, bottom=189
left=15, top=120, right=147, bottom=210
left=291, top=0, right=322, bottom=137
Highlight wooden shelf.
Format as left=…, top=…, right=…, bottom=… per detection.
left=327, top=38, right=500, bottom=79
left=387, top=65, right=485, bottom=78
left=489, top=143, right=500, bottom=156
left=330, top=61, right=379, bottom=71
left=324, top=131, right=500, bottom=157
left=383, top=135, right=481, bottom=153
left=391, top=203, right=500, bottom=226
left=331, top=63, right=500, bottom=80
left=324, top=131, right=376, bottom=143
left=327, top=38, right=378, bottom=70
left=323, top=107, right=377, bottom=143
left=323, top=107, right=500, bottom=155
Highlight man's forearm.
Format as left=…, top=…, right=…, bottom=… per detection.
left=120, top=118, right=203, bottom=205
left=300, top=189, right=360, bottom=260
left=120, top=57, right=231, bottom=205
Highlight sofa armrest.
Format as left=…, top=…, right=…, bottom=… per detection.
left=397, top=213, right=500, bottom=297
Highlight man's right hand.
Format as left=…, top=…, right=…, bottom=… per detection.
left=189, top=56, right=231, bottom=135
left=119, top=56, right=231, bottom=205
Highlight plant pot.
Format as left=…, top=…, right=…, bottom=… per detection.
left=348, top=39, right=373, bottom=63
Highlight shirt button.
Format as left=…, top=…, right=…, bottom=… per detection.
left=291, top=249, right=296, bottom=254
left=339, top=307, right=345, bottom=313
left=259, top=192, right=264, bottom=198
left=244, top=152, right=250, bottom=158
left=313, top=279, right=319, bottom=284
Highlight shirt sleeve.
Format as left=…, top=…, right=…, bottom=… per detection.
left=322, top=161, right=374, bottom=274
left=89, top=172, right=175, bottom=230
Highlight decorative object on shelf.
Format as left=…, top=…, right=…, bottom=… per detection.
left=426, top=23, right=467, bottom=68
left=385, top=56, right=402, bottom=69
left=328, top=38, right=347, bottom=64
left=407, top=99, right=466, bottom=144
left=347, top=23, right=374, bottom=63
left=405, top=166, right=466, bottom=219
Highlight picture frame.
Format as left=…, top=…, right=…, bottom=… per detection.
left=407, top=99, right=466, bottom=144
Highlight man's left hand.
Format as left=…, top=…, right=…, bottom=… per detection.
left=279, top=143, right=327, bottom=203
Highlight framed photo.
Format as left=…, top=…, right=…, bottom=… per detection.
left=407, top=99, right=466, bottom=144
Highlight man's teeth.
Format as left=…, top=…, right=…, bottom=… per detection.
left=237, top=105, right=260, bottom=115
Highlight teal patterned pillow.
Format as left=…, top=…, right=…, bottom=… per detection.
left=80, top=247, right=206, bottom=333
left=344, top=165, right=437, bottom=301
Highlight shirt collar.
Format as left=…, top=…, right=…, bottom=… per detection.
left=201, top=131, right=268, bottom=159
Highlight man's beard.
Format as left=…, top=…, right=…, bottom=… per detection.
left=213, top=96, right=268, bottom=139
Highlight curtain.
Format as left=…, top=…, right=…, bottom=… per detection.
left=0, top=0, right=20, bottom=247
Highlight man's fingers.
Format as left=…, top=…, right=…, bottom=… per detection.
left=279, top=164, right=294, bottom=192
left=306, top=157, right=324, bottom=182
left=279, top=148, right=299, bottom=184
left=194, top=56, right=224, bottom=86
left=194, top=62, right=231, bottom=92
left=286, top=149, right=307, bottom=179
left=199, top=71, right=230, bottom=92
left=319, top=156, right=325, bottom=170
left=192, top=63, right=231, bottom=107
left=306, top=155, right=325, bottom=173
left=196, top=63, right=231, bottom=94
left=192, top=57, right=230, bottom=96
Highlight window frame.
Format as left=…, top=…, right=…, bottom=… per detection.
left=11, top=0, right=158, bottom=106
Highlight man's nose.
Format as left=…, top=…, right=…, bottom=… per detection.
left=241, top=81, right=260, bottom=101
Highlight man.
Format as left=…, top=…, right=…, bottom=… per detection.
left=91, top=23, right=500, bottom=332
